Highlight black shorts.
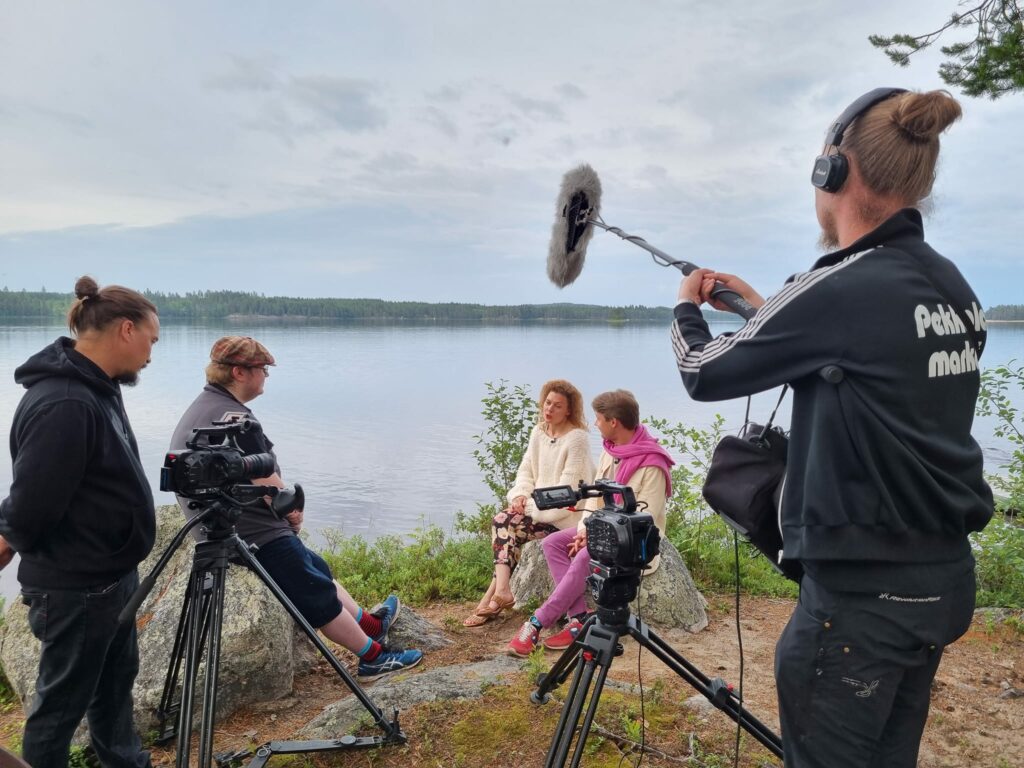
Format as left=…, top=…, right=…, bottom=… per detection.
left=253, top=534, right=343, bottom=628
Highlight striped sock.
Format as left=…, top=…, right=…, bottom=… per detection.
left=357, top=638, right=382, bottom=661
left=358, top=608, right=383, bottom=638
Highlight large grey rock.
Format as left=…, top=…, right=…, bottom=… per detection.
left=1, top=507, right=350, bottom=736
left=300, top=656, right=522, bottom=738
left=385, top=605, right=451, bottom=651
left=510, top=538, right=708, bottom=633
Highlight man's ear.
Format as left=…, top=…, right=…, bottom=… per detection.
left=118, top=318, right=136, bottom=342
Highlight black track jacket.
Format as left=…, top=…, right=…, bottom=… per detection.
left=0, top=338, right=155, bottom=589
left=671, top=209, right=993, bottom=568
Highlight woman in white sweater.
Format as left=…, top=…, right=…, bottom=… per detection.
left=464, top=379, right=595, bottom=627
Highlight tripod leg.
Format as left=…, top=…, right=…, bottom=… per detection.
left=176, top=570, right=211, bottom=768
left=534, top=615, right=596, bottom=702
left=230, top=536, right=401, bottom=740
left=545, top=656, right=598, bottom=768
left=157, top=569, right=194, bottom=737
left=629, top=620, right=783, bottom=759
left=196, top=566, right=228, bottom=768
left=568, top=661, right=612, bottom=768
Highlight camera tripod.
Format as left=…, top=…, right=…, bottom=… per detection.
left=531, top=576, right=783, bottom=767
left=120, top=499, right=405, bottom=768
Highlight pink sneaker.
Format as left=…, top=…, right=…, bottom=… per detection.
left=506, top=621, right=540, bottom=657
left=542, top=617, right=585, bottom=650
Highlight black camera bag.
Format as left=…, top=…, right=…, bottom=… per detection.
left=702, top=388, right=803, bottom=582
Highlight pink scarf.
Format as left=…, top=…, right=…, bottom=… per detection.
left=604, top=424, right=674, bottom=496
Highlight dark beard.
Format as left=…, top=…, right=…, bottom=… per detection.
left=817, top=214, right=839, bottom=251
left=817, top=230, right=839, bottom=251
left=115, top=372, right=140, bottom=387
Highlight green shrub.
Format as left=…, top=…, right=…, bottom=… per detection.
left=972, top=515, right=1024, bottom=609
left=319, top=525, right=492, bottom=607
left=456, top=380, right=538, bottom=536
left=977, top=359, right=1024, bottom=514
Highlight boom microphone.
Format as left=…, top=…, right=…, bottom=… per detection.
left=545, top=165, right=758, bottom=320
left=547, top=164, right=602, bottom=288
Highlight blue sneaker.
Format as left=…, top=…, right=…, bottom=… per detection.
left=368, top=594, right=401, bottom=645
left=357, top=646, right=423, bottom=680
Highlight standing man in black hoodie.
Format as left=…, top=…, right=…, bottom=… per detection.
left=0, top=276, right=159, bottom=768
left=672, top=89, right=993, bottom=767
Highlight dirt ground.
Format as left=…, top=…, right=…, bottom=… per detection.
left=2, top=597, right=1021, bottom=767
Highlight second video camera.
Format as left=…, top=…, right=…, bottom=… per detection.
left=532, top=479, right=660, bottom=572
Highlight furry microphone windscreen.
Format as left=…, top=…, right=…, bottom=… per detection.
left=547, top=164, right=603, bottom=287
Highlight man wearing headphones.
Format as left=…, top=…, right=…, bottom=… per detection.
left=671, top=89, right=993, bottom=767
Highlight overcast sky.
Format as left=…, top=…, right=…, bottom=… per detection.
left=0, top=1, right=1020, bottom=308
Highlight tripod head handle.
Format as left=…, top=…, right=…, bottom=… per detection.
left=117, top=510, right=213, bottom=625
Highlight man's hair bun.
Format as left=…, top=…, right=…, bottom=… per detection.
left=891, top=90, right=962, bottom=144
left=74, top=275, right=100, bottom=300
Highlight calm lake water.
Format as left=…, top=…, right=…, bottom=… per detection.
left=1, top=320, right=1021, bottom=598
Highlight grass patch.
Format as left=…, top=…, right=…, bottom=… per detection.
left=319, top=525, right=492, bottom=608
left=667, top=513, right=798, bottom=600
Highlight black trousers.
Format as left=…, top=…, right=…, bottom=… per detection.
left=774, top=572, right=975, bottom=768
left=21, top=571, right=151, bottom=768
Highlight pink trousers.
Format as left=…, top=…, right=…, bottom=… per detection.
left=534, top=526, right=590, bottom=628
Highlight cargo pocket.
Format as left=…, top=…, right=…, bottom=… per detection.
left=22, top=591, right=49, bottom=642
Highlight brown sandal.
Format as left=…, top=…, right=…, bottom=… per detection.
left=462, top=612, right=492, bottom=628
left=475, top=594, right=515, bottom=618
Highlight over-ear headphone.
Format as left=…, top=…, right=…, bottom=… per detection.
left=811, top=87, right=907, bottom=193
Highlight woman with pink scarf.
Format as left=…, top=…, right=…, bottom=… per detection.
left=506, top=389, right=674, bottom=655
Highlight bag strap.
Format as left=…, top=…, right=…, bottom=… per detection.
left=757, top=385, right=789, bottom=440
left=742, top=385, right=788, bottom=440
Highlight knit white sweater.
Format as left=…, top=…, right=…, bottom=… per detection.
left=507, top=424, right=596, bottom=529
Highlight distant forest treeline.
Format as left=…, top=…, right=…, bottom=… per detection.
left=0, top=289, right=739, bottom=323
left=2, top=289, right=1018, bottom=323
left=986, top=305, right=1024, bottom=321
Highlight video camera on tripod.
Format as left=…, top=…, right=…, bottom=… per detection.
left=161, top=419, right=303, bottom=522
left=532, top=479, right=659, bottom=608
left=126, top=418, right=401, bottom=767
left=529, top=483, right=784, bottom=767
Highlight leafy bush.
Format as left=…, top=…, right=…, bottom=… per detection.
left=319, top=525, right=492, bottom=607
left=977, top=359, right=1024, bottom=514
left=972, top=515, right=1024, bottom=609
left=456, top=380, right=538, bottom=535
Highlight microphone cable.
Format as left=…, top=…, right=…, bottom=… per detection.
left=618, top=497, right=650, bottom=768
left=732, top=532, right=744, bottom=768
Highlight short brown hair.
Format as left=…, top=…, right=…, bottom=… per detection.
left=844, top=90, right=962, bottom=213
left=538, top=379, right=587, bottom=430
left=591, top=389, right=639, bottom=430
left=66, top=275, right=157, bottom=335
left=205, top=362, right=236, bottom=387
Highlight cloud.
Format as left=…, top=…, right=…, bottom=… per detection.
left=556, top=83, right=586, bottom=101
left=204, top=55, right=280, bottom=93
left=506, top=91, right=564, bottom=122
left=286, top=75, right=388, bottom=133
left=421, top=105, right=458, bottom=139
left=426, top=85, right=463, bottom=103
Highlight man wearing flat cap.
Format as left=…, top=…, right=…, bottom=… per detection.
left=170, top=336, right=422, bottom=679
